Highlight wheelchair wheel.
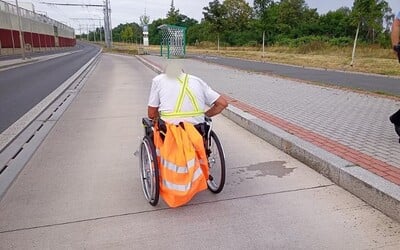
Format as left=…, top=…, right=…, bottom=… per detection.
left=207, top=131, right=226, bottom=193
left=139, top=135, right=159, bottom=206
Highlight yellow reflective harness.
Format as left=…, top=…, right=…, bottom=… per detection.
left=160, top=74, right=204, bottom=119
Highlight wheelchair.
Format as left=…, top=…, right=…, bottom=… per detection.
left=138, top=117, right=226, bottom=206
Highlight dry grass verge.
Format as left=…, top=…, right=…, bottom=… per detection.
left=105, top=42, right=400, bottom=76
left=186, top=45, right=400, bottom=77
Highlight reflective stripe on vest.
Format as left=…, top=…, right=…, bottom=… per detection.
left=160, top=74, right=204, bottom=119
left=162, top=166, right=204, bottom=192
left=156, top=148, right=195, bottom=174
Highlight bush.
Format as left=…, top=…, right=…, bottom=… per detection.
left=377, top=33, right=391, bottom=48
left=245, top=40, right=259, bottom=47
left=291, top=36, right=329, bottom=47
left=274, top=36, right=330, bottom=52
left=297, top=41, right=327, bottom=53
left=329, top=37, right=352, bottom=46
left=196, top=41, right=215, bottom=48
left=274, top=35, right=292, bottom=46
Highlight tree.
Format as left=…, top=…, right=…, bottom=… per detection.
left=253, top=0, right=274, bottom=18
left=134, top=0, right=394, bottom=48
left=221, top=0, right=253, bottom=45
left=276, top=0, right=313, bottom=37
left=146, top=0, right=199, bottom=46
left=166, top=0, right=180, bottom=24
left=177, top=15, right=198, bottom=28
left=121, top=25, right=134, bottom=42
left=223, top=0, right=253, bottom=31
left=351, top=0, right=391, bottom=42
left=350, top=0, right=390, bottom=65
left=203, top=0, right=227, bottom=50
left=187, top=22, right=213, bottom=45
left=319, top=7, right=354, bottom=38
left=254, top=1, right=280, bottom=44
left=112, top=23, right=141, bottom=43
left=148, top=18, right=164, bottom=45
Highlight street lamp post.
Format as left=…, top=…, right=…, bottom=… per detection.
left=15, top=0, right=25, bottom=60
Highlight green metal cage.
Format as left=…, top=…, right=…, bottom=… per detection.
left=158, top=24, right=186, bottom=59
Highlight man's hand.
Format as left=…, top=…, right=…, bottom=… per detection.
left=148, top=106, right=159, bottom=120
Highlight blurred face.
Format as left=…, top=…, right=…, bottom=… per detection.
left=164, top=61, right=183, bottom=79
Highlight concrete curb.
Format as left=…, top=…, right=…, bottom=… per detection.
left=136, top=55, right=400, bottom=223
left=136, top=55, right=162, bottom=74
left=0, top=51, right=82, bottom=70
left=223, top=106, right=400, bottom=222
left=0, top=58, right=39, bottom=69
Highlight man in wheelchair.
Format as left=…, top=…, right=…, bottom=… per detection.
left=142, top=62, right=228, bottom=207
left=147, top=62, right=228, bottom=127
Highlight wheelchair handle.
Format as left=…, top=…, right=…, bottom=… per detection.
left=142, top=117, right=153, bottom=128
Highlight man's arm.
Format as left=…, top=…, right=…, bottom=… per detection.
left=205, top=96, right=228, bottom=117
left=148, top=106, right=159, bottom=120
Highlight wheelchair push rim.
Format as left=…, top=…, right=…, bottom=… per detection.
left=207, top=131, right=226, bottom=193
left=139, top=136, right=159, bottom=206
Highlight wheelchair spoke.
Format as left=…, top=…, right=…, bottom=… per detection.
left=206, top=131, right=226, bottom=193
left=139, top=135, right=159, bottom=206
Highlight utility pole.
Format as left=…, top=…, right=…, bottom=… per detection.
left=262, top=31, right=265, bottom=58
left=93, top=24, right=96, bottom=42
left=71, top=18, right=103, bottom=44
left=40, top=1, right=111, bottom=46
left=15, top=0, right=25, bottom=59
left=104, top=0, right=112, bottom=48
left=78, top=24, right=82, bottom=40
left=86, top=24, right=89, bottom=41
left=99, top=20, right=103, bottom=42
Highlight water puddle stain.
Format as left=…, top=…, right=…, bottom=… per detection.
left=246, top=161, right=295, bottom=178
left=228, top=161, right=296, bottom=186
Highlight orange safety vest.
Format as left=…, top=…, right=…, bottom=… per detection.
left=154, top=122, right=209, bottom=207
left=153, top=74, right=209, bottom=207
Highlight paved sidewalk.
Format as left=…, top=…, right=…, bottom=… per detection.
left=137, top=54, right=400, bottom=221
left=1, top=53, right=400, bottom=249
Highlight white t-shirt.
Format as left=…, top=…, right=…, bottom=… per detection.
left=148, top=73, right=220, bottom=125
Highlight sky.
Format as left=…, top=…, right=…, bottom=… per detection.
left=5, top=0, right=400, bottom=34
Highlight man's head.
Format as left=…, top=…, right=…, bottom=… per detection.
left=164, top=60, right=183, bottom=79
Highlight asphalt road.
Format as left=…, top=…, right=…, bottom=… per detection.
left=188, top=54, right=400, bottom=96
left=0, top=42, right=100, bottom=133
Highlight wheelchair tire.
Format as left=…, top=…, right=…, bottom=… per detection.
left=139, top=135, right=159, bottom=206
left=207, top=131, right=226, bottom=193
